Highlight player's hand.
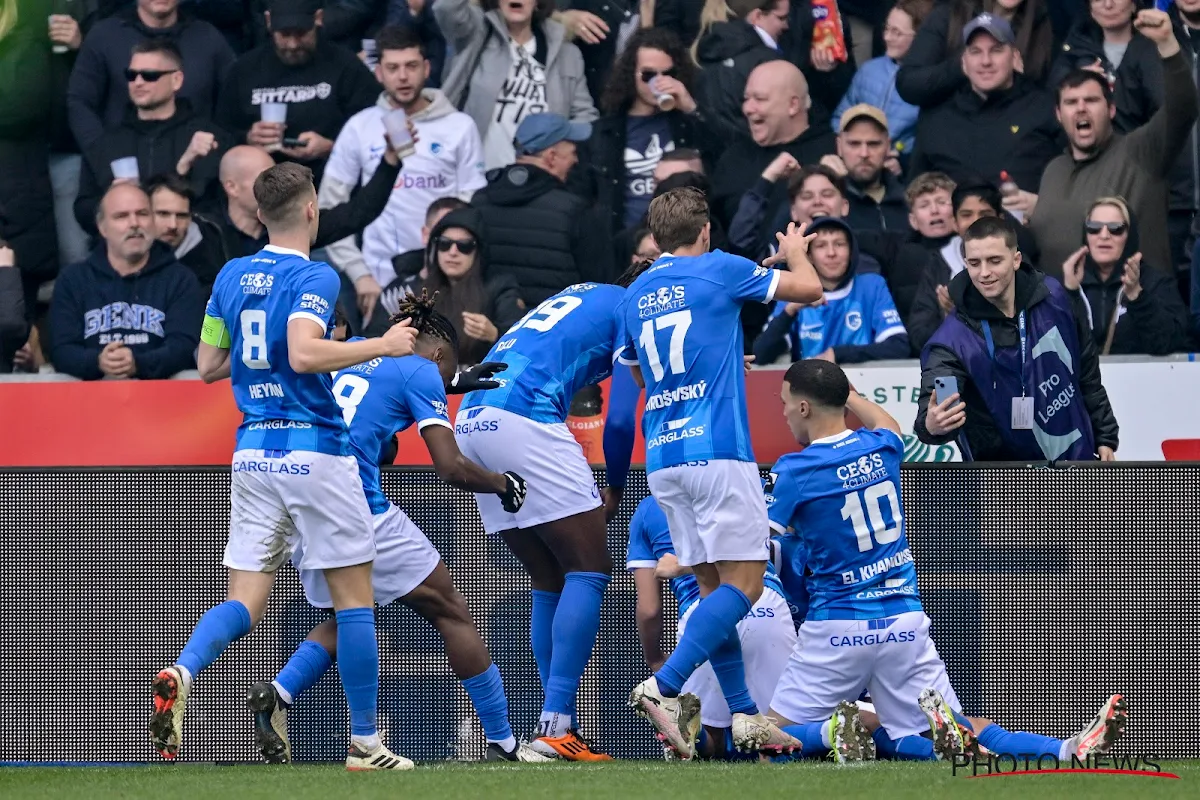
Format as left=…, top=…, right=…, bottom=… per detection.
left=925, top=389, right=966, bottom=437
left=1098, top=446, right=1116, bottom=462
left=936, top=284, right=954, bottom=316
left=499, top=471, right=528, bottom=513
left=379, top=317, right=418, bottom=357
left=784, top=295, right=826, bottom=315
left=448, top=361, right=508, bottom=394
left=1061, top=246, right=1088, bottom=292
left=601, top=485, right=622, bottom=521
left=761, top=152, right=800, bottom=183
left=763, top=221, right=819, bottom=266
left=1121, top=252, right=1143, bottom=302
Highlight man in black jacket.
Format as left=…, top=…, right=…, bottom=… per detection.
left=915, top=216, right=1118, bottom=462
left=75, top=39, right=228, bottom=234
left=694, top=0, right=786, bottom=144
left=910, top=14, right=1063, bottom=194
left=823, top=103, right=910, bottom=233
left=471, top=113, right=614, bottom=306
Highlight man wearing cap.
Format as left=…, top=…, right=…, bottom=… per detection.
left=820, top=104, right=910, bottom=233
left=909, top=13, right=1062, bottom=194
left=470, top=112, right=615, bottom=306
left=215, top=0, right=379, bottom=184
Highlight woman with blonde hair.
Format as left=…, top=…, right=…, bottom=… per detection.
left=1059, top=196, right=1189, bottom=356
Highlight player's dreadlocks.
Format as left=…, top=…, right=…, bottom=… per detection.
left=616, top=257, right=653, bottom=288
left=388, top=288, right=459, bottom=350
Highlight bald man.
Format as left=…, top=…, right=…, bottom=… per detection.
left=47, top=182, right=205, bottom=380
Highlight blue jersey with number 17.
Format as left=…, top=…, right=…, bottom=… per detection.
left=765, top=428, right=922, bottom=621
left=205, top=245, right=349, bottom=455
left=618, top=250, right=780, bottom=472
left=461, top=283, right=625, bottom=423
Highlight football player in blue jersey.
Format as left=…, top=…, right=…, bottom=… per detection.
left=627, top=495, right=797, bottom=761
left=764, top=359, right=1126, bottom=763
left=619, top=186, right=823, bottom=758
left=454, top=274, right=648, bottom=761
left=244, top=291, right=533, bottom=764
left=150, top=163, right=420, bottom=770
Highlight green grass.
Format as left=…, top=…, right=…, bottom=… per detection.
left=0, top=761, right=1193, bottom=800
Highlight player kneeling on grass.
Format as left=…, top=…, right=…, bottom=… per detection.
left=247, top=291, right=531, bottom=765
left=763, top=360, right=1126, bottom=763
left=627, top=495, right=798, bottom=761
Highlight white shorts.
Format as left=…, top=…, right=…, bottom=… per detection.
left=224, top=449, right=375, bottom=573
left=680, top=587, right=797, bottom=728
left=455, top=406, right=601, bottom=534
left=770, top=611, right=961, bottom=739
left=297, top=505, right=441, bottom=609
left=647, top=460, right=769, bottom=566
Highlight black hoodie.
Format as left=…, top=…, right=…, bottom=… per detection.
left=1072, top=209, right=1190, bottom=356
left=914, top=264, right=1119, bottom=458
left=694, top=21, right=783, bottom=144
left=48, top=241, right=204, bottom=380
left=470, top=163, right=614, bottom=306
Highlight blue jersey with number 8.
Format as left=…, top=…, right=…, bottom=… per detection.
left=205, top=245, right=349, bottom=455
left=765, top=428, right=922, bottom=621
left=461, top=283, right=626, bottom=423
left=618, top=250, right=780, bottom=472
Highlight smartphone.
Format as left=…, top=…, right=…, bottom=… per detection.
left=934, top=376, right=959, bottom=404
left=281, top=136, right=304, bottom=148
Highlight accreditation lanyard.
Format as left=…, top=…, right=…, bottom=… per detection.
left=980, top=311, right=1027, bottom=396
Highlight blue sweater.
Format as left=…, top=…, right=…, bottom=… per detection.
left=833, top=56, right=919, bottom=157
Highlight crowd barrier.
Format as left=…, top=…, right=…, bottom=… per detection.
left=0, top=463, right=1195, bottom=763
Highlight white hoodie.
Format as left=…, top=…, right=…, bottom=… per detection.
left=320, top=89, right=486, bottom=285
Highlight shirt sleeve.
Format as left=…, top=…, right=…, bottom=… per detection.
left=873, top=428, right=906, bottom=457
left=718, top=250, right=782, bottom=304
left=868, top=276, right=907, bottom=342
left=204, top=289, right=221, bottom=319
left=288, top=266, right=340, bottom=333
left=404, top=361, right=453, bottom=431
left=626, top=502, right=657, bottom=570
left=765, top=459, right=805, bottom=534
left=615, top=299, right=639, bottom=366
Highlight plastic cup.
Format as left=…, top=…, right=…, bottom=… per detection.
left=383, top=108, right=416, bottom=159
left=650, top=77, right=675, bottom=112
left=110, top=157, right=140, bottom=182
left=362, top=38, right=378, bottom=70
left=260, top=102, right=288, bottom=124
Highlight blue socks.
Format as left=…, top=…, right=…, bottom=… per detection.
left=543, top=572, right=610, bottom=717
left=462, top=664, right=515, bottom=748
left=530, top=589, right=560, bottom=690
left=977, top=723, right=1065, bottom=758
left=874, top=728, right=937, bottom=761
left=782, top=722, right=829, bottom=758
left=709, top=632, right=758, bottom=716
left=655, top=585, right=752, bottom=697
left=176, top=600, right=252, bottom=680
left=334, top=607, right=379, bottom=738
left=274, top=639, right=334, bottom=704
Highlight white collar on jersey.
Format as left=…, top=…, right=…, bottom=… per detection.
left=821, top=278, right=855, bottom=302
left=809, top=429, right=855, bottom=446
left=263, top=244, right=309, bottom=259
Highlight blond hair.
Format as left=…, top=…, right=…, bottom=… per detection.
left=1086, top=196, right=1131, bottom=225
left=690, top=0, right=733, bottom=65
left=0, top=0, right=19, bottom=42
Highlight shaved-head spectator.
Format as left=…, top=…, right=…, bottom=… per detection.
left=48, top=183, right=204, bottom=380
left=711, top=60, right=836, bottom=243
left=67, top=0, right=235, bottom=150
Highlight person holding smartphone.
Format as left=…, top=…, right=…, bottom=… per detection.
left=913, top=216, right=1119, bottom=462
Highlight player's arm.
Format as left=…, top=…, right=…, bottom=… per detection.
left=421, top=424, right=509, bottom=494
left=654, top=553, right=693, bottom=579
left=632, top=568, right=666, bottom=672
left=197, top=304, right=231, bottom=384
left=287, top=318, right=416, bottom=373
left=846, top=390, right=902, bottom=436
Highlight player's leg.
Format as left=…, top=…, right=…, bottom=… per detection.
left=248, top=619, right=336, bottom=763
left=499, top=528, right=565, bottom=700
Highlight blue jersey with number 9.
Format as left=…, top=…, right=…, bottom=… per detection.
left=618, top=250, right=780, bottom=472
left=765, top=428, right=922, bottom=621
left=205, top=245, right=349, bottom=455
left=461, top=283, right=626, bottom=423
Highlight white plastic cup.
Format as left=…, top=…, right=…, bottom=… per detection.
left=260, top=102, right=288, bottom=124
left=110, top=157, right=140, bottom=182
left=49, top=15, right=69, bottom=54
left=383, top=108, right=416, bottom=159
left=650, top=77, right=675, bottom=112
left=362, top=38, right=378, bottom=70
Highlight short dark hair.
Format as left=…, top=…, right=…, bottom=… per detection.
left=647, top=187, right=709, bottom=253
left=1056, top=68, right=1114, bottom=105
left=425, top=196, right=467, bottom=226
left=729, top=0, right=783, bottom=21
left=784, top=360, right=851, bottom=409
left=253, top=162, right=315, bottom=227
left=962, top=215, right=1018, bottom=249
left=130, top=38, right=183, bottom=69
left=145, top=172, right=194, bottom=204
left=952, top=182, right=1002, bottom=216
left=788, top=165, right=846, bottom=202
left=375, top=24, right=426, bottom=58
left=660, top=148, right=703, bottom=166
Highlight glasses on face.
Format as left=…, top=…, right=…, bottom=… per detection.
left=436, top=236, right=477, bottom=255
left=1085, top=220, right=1128, bottom=236
left=639, top=68, right=678, bottom=83
left=125, top=68, right=177, bottom=83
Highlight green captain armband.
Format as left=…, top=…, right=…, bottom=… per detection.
left=201, top=315, right=231, bottom=349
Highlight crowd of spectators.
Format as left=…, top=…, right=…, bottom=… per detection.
left=3, top=0, right=1200, bottom=384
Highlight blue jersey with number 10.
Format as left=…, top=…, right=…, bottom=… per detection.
left=619, top=250, right=780, bottom=472
left=766, top=428, right=922, bottom=621
left=205, top=245, right=349, bottom=455
left=462, top=283, right=625, bottom=423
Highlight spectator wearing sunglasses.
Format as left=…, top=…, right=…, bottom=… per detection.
left=74, top=40, right=228, bottom=235
left=582, top=28, right=717, bottom=236
left=385, top=207, right=524, bottom=366
left=1058, top=196, right=1189, bottom=356
left=67, top=0, right=234, bottom=150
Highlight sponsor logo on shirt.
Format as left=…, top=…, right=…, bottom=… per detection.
left=638, top=285, right=686, bottom=317
left=836, top=453, right=887, bottom=488
left=251, top=84, right=332, bottom=104
left=829, top=630, right=916, bottom=647
left=233, top=460, right=312, bottom=475
left=84, top=302, right=166, bottom=338
left=299, top=293, right=330, bottom=316
left=241, top=272, right=274, bottom=295
left=247, top=420, right=312, bottom=430
left=648, top=416, right=705, bottom=448
left=394, top=173, right=450, bottom=190
left=432, top=400, right=449, bottom=418
left=845, top=310, right=863, bottom=332
left=645, top=381, right=707, bottom=410
left=455, top=419, right=499, bottom=435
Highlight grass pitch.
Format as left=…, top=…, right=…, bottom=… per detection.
left=0, top=761, right=1193, bottom=800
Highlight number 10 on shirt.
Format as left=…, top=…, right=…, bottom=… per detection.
left=639, top=310, right=692, bottom=382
